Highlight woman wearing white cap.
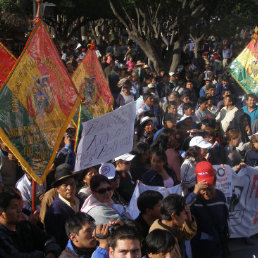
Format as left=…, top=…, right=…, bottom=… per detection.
left=180, top=136, right=212, bottom=194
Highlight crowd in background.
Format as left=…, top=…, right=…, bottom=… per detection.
left=0, top=28, right=257, bottom=258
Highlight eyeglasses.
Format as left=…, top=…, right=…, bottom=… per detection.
left=96, top=187, right=113, bottom=194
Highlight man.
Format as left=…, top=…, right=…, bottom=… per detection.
left=216, top=89, right=231, bottom=111
left=115, top=153, right=135, bottom=204
left=115, top=79, right=135, bottom=108
left=135, top=190, right=163, bottom=239
left=215, top=77, right=231, bottom=105
left=44, top=164, right=81, bottom=249
left=60, top=212, right=109, bottom=258
left=181, top=103, right=199, bottom=124
left=216, top=95, right=239, bottom=134
left=157, top=73, right=173, bottom=100
left=185, top=81, right=197, bottom=105
left=109, top=224, right=142, bottom=258
left=177, top=92, right=191, bottom=116
left=0, top=191, right=60, bottom=257
left=153, top=113, right=177, bottom=141
left=195, top=97, right=214, bottom=122
left=242, top=94, right=258, bottom=124
left=149, top=194, right=197, bottom=258
left=137, top=92, right=155, bottom=117
left=191, top=161, right=229, bottom=258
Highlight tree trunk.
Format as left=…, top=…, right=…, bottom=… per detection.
left=169, top=38, right=183, bottom=73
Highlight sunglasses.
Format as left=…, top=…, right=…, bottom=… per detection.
left=96, top=187, right=113, bottom=194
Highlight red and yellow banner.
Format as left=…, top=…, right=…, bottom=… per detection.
left=0, top=42, right=16, bottom=89
left=72, top=49, right=113, bottom=118
left=229, top=31, right=258, bottom=94
left=0, top=20, right=80, bottom=184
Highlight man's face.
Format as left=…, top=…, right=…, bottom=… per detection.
left=116, top=160, right=131, bottom=172
left=246, top=97, right=255, bottom=108
left=145, top=97, right=154, bottom=107
left=56, top=177, right=76, bottom=202
left=222, top=80, right=228, bottom=86
left=182, top=96, right=190, bottom=103
left=186, top=82, right=193, bottom=90
left=199, top=184, right=216, bottom=200
left=199, top=102, right=207, bottom=111
left=109, top=239, right=141, bottom=258
left=1, top=198, right=21, bottom=225
left=206, top=88, right=215, bottom=96
left=73, top=222, right=97, bottom=249
left=184, top=107, right=194, bottom=116
left=168, top=105, right=177, bottom=115
left=224, top=96, right=232, bottom=107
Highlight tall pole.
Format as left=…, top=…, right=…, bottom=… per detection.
left=35, top=0, right=43, bottom=19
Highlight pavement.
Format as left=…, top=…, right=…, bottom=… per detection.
left=229, top=237, right=258, bottom=258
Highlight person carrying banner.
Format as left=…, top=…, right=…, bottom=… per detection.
left=190, top=161, right=229, bottom=258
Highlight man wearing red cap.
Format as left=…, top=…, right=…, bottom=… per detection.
left=190, top=161, right=229, bottom=258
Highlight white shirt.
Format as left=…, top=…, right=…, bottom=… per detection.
left=16, top=174, right=46, bottom=212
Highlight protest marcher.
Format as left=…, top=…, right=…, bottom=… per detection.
left=115, top=153, right=136, bottom=203
left=80, top=175, right=124, bottom=225
left=177, top=92, right=191, bottom=116
left=191, top=161, right=229, bottom=258
left=115, top=78, right=135, bottom=108
left=137, top=92, right=155, bottom=116
left=245, top=134, right=258, bottom=167
left=0, top=191, right=61, bottom=257
left=77, top=166, right=98, bottom=202
left=195, top=97, right=214, bottom=122
left=242, top=93, right=258, bottom=124
left=135, top=190, right=163, bottom=239
left=109, top=224, right=142, bottom=258
left=60, top=212, right=109, bottom=258
left=152, top=128, right=182, bottom=181
left=44, top=164, right=80, bottom=249
left=215, top=77, right=231, bottom=105
left=149, top=194, right=197, bottom=258
left=144, top=229, right=176, bottom=258
left=15, top=172, right=46, bottom=214
left=180, top=136, right=212, bottom=194
left=130, top=142, right=150, bottom=181
left=134, top=116, right=155, bottom=146
left=216, top=95, right=239, bottom=134
left=142, top=148, right=178, bottom=187
left=206, top=94, right=218, bottom=116
left=185, top=81, right=198, bottom=105
left=225, top=129, right=247, bottom=172
left=216, top=89, right=231, bottom=111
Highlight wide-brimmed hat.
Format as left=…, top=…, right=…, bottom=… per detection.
left=52, top=163, right=75, bottom=187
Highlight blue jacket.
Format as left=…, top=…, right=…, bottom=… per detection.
left=142, top=167, right=178, bottom=187
left=44, top=196, right=76, bottom=249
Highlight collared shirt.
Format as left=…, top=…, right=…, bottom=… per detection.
left=242, top=105, right=258, bottom=124
left=58, top=194, right=80, bottom=212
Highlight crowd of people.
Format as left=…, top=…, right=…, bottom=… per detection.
left=0, top=29, right=258, bottom=258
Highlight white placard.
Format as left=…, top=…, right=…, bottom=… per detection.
left=75, top=102, right=136, bottom=171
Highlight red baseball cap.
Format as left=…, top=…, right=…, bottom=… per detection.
left=195, top=161, right=215, bottom=185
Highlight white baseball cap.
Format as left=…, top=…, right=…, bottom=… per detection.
left=189, top=136, right=212, bottom=149
left=140, top=116, right=154, bottom=125
left=114, top=153, right=135, bottom=162
left=99, top=163, right=116, bottom=179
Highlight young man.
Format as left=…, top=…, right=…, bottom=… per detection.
left=60, top=212, right=109, bottom=258
left=137, top=92, right=155, bottom=116
left=191, top=161, right=229, bottom=258
left=109, top=224, right=142, bottom=258
left=145, top=229, right=176, bottom=258
left=149, top=194, right=197, bottom=258
left=44, top=163, right=80, bottom=249
left=195, top=97, right=214, bottom=122
left=135, top=190, right=163, bottom=239
left=181, top=103, right=199, bottom=124
left=115, top=153, right=136, bottom=204
left=242, top=94, right=258, bottom=124
left=177, top=92, right=190, bottom=116
left=0, top=191, right=60, bottom=257
left=216, top=95, right=239, bottom=134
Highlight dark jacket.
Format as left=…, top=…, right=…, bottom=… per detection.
left=0, top=220, right=60, bottom=257
left=44, top=196, right=77, bottom=249
left=245, top=149, right=258, bottom=167
left=142, top=167, right=179, bottom=187
left=190, top=189, right=229, bottom=258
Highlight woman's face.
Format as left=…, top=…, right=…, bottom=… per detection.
left=92, top=182, right=113, bottom=203
left=151, top=153, right=165, bottom=172
left=83, top=168, right=98, bottom=186
left=144, top=121, right=154, bottom=133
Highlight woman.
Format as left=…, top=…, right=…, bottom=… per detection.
left=245, top=134, right=258, bottom=167
left=134, top=116, right=155, bottom=147
left=142, top=148, right=178, bottom=187
left=180, top=136, right=212, bottom=194
left=80, top=175, right=125, bottom=225
left=152, top=128, right=182, bottom=181
left=78, top=166, right=98, bottom=202
left=225, top=129, right=246, bottom=172
left=130, top=142, right=150, bottom=181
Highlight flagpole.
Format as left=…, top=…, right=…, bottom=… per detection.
left=31, top=0, right=43, bottom=213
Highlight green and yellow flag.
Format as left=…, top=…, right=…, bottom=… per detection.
left=229, top=31, right=258, bottom=94
left=0, top=21, right=80, bottom=184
